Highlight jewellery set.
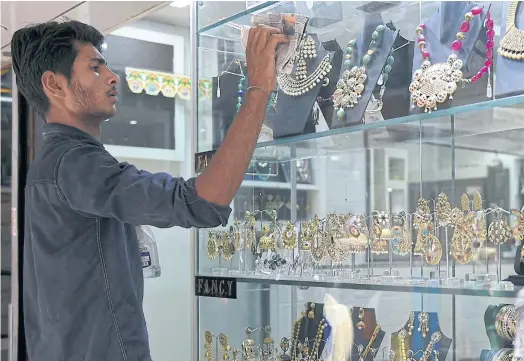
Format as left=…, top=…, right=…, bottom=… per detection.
left=409, top=6, right=494, bottom=113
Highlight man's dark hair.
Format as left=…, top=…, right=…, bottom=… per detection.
left=11, top=20, right=104, bottom=116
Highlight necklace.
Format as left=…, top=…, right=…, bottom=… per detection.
left=357, top=325, right=381, bottom=361
left=311, top=319, right=327, bottom=361
left=333, top=24, right=388, bottom=120
left=409, top=6, right=494, bottom=113
left=499, top=1, right=524, bottom=60
left=398, top=330, right=441, bottom=361
left=291, top=311, right=306, bottom=361
left=277, top=35, right=332, bottom=96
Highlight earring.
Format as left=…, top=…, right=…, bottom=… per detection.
left=308, top=303, right=316, bottom=319
left=207, top=232, right=218, bottom=260
left=232, top=349, right=239, bottom=361
left=242, top=328, right=256, bottom=361
left=418, top=312, right=429, bottom=337
left=204, top=331, right=214, bottom=361
left=357, top=307, right=366, bottom=330
left=219, top=333, right=231, bottom=361
left=407, top=311, right=415, bottom=335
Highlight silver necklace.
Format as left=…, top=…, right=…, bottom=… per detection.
left=277, top=35, right=332, bottom=96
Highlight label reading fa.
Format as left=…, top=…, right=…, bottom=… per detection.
left=195, top=276, right=237, bottom=299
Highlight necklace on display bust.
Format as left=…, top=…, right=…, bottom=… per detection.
left=409, top=6, right=494, bottom=113
left=277, top=34, right=332, bottom=96
left=499, top=1, right=524, bottom=60
left=333, top=24, right=389, bottom=120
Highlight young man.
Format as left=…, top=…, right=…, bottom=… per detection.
left=11, top=20, right=287, bottom=361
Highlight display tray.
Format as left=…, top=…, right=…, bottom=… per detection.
left=195, top=273, right=519, bottom=298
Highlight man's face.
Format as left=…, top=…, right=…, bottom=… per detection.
left=64, top=42, right=119, bottom=123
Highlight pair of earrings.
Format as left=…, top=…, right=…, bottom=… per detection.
left=357, top=307, right=366, bottom=330
left=407, top=312, right=430, bottom=337
left=307, top=303, right=316, bottom=319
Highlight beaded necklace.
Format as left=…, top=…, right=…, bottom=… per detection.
left=333, top=24, right=388, bottom=120
left=409, top=6, right=494, bottom=113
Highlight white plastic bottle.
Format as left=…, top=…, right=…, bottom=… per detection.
left=136, top=225, right=161, bottom=278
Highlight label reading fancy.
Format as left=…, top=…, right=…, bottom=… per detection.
left=195, top=276, right=237, bottom=299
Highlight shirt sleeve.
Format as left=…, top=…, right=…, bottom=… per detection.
left=55, top=143, right=231, bottom=228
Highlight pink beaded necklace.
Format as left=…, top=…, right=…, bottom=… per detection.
left=409, top=6, right=494, bottom=113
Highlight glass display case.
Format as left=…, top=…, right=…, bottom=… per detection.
left=193, top=2, right=524, bottom=361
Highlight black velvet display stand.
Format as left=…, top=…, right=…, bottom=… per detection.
left=504, top=244, right=524, bottom=285
left=484, top=304, right=513, bottom=349
left=410, top=1, right=491, bottom=113
left=293, top=302, right=330, bottom=360
left=274, top=35, right=342, bottom=138
left=495, top=1, right=524, bottom=98
left=390, top=312, right=451, bottom=361
left=377, top=25, right=414, bottom=120
left=330, top=13, right=398, bottom=129
left=349, top=307, right=385, bottom=361
left=211, top=61, right=277, bottom=149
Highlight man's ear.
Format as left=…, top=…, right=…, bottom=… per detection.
left=41, top=71, right=67, bottom=100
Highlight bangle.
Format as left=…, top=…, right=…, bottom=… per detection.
left=246, top=85, right=270, bottom=97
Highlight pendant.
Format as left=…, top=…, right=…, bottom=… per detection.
left=333, top=66, right=368, bottom=119
left=409, top=54, right=463, bottom=113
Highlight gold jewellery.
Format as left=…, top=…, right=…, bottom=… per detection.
left=243, top=211, right=257, bottom=249
left=357, top=325, right=381, bottom=361
left=282, top=221, right=298, bottom=250
left=207, top=232, right=218, bottom=260
left=242, top=327, right=256, bottom=361
left=495, top=305, right=518, bottom=341
left=310, top=215, right=327, bottom=263
left=488, top=210, right=510, bottom=245
left=259, top=225, right=276, bottom=251
left=499, top=1, right=524, bottom=60
left=372, top=211, right=391, bottom=255
left=204, top=331, right=214, bottom=361
left=219, top=333, right=232, bottom=361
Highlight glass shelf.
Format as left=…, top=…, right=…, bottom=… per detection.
left=250, top=95, right=524, bottom=161
left=195, top=273, right=519, bottom=298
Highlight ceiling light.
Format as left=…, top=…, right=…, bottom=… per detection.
left=129, top=120, right=138, bottom=125
left=170, top=0, right=191, bottom=8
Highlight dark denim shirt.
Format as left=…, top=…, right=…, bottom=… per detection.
left=24, top=123, right=231, bottom=361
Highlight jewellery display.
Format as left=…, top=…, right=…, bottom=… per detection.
left=488, top=210, right=510, bottom=246
left=418, top=312, right=430, bottom=338
left=495, top=305, right=518, bottom=341
left=277, top=35, right=333, bottom=96
left=499, top=1, right=524, bottom=60
left=357, top=325, right=381, bottom=361
left=204, top=331, right=214, bottom=361
left=409, top=6, right=494, bottom=113
left=333, top=25, right=388, bottom=120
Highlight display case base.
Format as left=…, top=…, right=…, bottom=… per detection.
left=505, top=275, right=524, bottom=286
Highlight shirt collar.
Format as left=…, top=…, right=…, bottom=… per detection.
left=42, top=123, right=103, bottom=145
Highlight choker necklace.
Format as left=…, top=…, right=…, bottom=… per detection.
left=409, top=6, right=494, bottom=113
left=499, top=1, right=524, bottom=60
left=277, top=35, right=332, bottom=96
left=333, top=24, right=388, bottom=120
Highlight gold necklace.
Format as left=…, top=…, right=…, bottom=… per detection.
left=291, top=311, right=305, bottom=361
left=357, top=325, right=381, bottom=361
left=499, top=1, right=524, bottom=60
left=310, top=319, right=327, bottom=361
left=398, top=330, right=442, bottom=361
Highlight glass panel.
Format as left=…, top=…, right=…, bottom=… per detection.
left=196, top=3, right=524, bottom=361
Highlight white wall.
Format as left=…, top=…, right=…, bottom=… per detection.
left=108, top=19, right=194, bottom=361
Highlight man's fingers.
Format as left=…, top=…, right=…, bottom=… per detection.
left=249, top=26, right=283, bottom=51
left=264, top=34, right=290, bottom=52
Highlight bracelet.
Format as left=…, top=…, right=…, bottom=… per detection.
left=246, top=85, right=270, bottom=97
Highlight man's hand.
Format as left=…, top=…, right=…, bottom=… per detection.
left=194, top=26, right=288, bottom=208
left=246, top=26, right=289, bottom=92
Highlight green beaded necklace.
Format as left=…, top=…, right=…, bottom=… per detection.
left=333, top=24, right=387, bottom=120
